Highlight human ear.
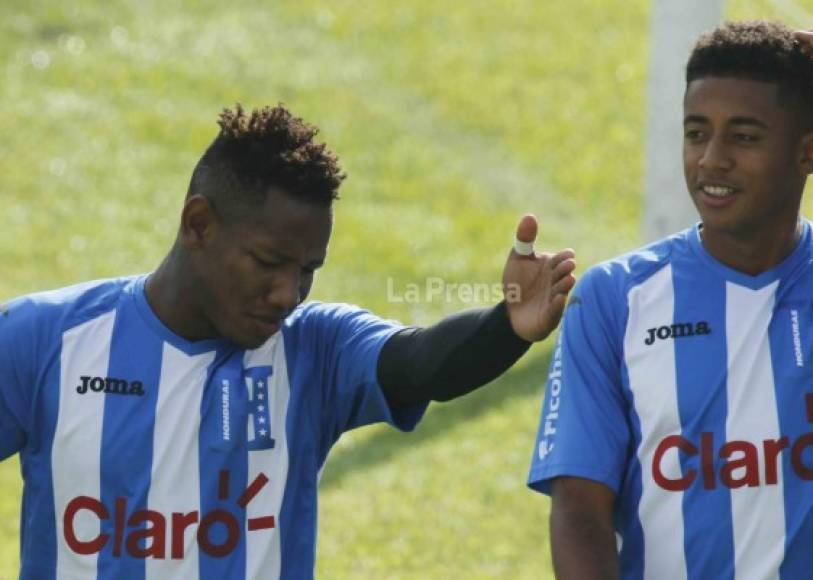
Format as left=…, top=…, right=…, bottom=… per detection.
left=180, top=195, right=219, bottom=249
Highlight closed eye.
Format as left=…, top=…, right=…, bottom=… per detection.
left=251, top=254, right=282, bottom=269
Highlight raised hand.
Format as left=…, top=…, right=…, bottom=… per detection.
left=502, top=214, right=576, bottom=342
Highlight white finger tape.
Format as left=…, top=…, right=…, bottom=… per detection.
left=514, top=238, right=534, bottom=256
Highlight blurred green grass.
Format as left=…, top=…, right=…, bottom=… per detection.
left=0, top=0, right=810, bottom=578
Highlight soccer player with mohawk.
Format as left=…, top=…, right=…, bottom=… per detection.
left=528, top=21, right=813, bottom=579
left=0, top=104, right=575, bottom=578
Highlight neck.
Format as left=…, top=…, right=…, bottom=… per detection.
left=700, top=217, right=803, bottom=276
left=145, top=245, right=219, bottom=341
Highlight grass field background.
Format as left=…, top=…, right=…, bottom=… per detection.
left=0, top=1, right=811, bottom=578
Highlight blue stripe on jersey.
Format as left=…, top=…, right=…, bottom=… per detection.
left=97, top=300, right=162, bottom=579
left=617, top=360, right=645, bottom=580
left=199, top=350, right=249, bottom=579
left=20, top=355, right=62, bottom=580
left=279, top=326, right=312, bottom=580
left=770, top=292, right=813, bottom=579
left=672, top=265, right=734, bottom=579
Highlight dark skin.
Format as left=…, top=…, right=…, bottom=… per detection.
left=550, top=76, right=813, bottom=580
left=146, top=187, right=332, bottom=350
left=550, top=478, right=618, bottom=580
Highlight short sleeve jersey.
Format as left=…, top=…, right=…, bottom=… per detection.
left=0, top=275, right=425, bottom=580
left=529, top=222, right=813, bottom=579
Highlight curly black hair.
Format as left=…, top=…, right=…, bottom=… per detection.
left=187, top=104, right=345, bottom=218
left=687, top=21, right=813, bottom=127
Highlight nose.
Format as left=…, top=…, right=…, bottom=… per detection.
left=698, top=136, right=734, bottom=172
left=266, top=268, right=301, bottom=313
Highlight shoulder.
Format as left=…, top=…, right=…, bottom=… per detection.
left=287, top=301, right=371, bottom=321
left=577, top=229, right=690, bottom=302
left=285, top=301, right=399, bottom=332
left=566, top=230, right=691, bottom=340
left=282, top=301, right=403, bottom=353
left=0, top=277, right=137, bottom=343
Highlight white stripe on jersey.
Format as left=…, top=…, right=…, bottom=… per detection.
left=725, top=282, right=785, bottom=580
left=53, top=310, right=117, bottom=579
left=244, top=334, right=290, bottom=580
left=145, top=343, right=214, bottom=580
left=624, top=265, right=688, bottom=580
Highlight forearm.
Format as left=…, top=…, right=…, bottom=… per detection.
left=377, top=301, right=531, bottom=406
left=550, top=479, right=619, bottom=580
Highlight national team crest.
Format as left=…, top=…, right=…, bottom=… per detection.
left=245, top=366, right=276, bottom=450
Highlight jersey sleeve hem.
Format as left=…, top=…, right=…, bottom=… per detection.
left=370, top=326, right=428, bottom=432
left=527, top=462, right=622, bottom=496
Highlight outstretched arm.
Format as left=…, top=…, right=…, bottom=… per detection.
left=378, top=215, right=575, bottom=406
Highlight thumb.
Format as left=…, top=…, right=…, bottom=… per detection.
left=795, top=30, right=813, bottom=48
left=516, top=213, right=538, bottom=244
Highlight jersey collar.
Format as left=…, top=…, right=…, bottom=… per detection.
left=688, top=220, right=812, bottom=290
left=130, top=274, right=233, bottom=355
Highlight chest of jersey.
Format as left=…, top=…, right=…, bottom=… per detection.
left=34, top=310, right=293, bottom=579
left=621, top=264, right=813, bottom=578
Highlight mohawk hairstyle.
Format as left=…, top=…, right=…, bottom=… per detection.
left=686, top=21, right=813, bottom=127
left=188, top=104, right=345, bottom=218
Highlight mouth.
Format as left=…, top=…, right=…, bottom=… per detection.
left=695, top=182, right=739, bottom=207
left=249, top=314, right=284, bottom=336
left=702, top=184, right=735, bottom=197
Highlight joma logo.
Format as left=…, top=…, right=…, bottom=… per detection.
left=76, top=376, right=145, bottom=396
left=645, top=321, right=711, bottom=345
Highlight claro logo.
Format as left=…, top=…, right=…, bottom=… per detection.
left=653, top=395, right=813, bottom=491
left=64, top=471, right=275, bottom=559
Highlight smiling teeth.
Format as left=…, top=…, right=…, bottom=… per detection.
left=703, top=185, right=734, bottom=197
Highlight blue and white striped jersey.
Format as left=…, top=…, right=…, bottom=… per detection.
left=0, top=275, right=424, bottom=579
left=529, top=222, right=813, bottom=579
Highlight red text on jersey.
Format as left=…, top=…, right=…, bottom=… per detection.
left=63, top=471, right=275, bottom=559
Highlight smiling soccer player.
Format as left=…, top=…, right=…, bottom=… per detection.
left=528, top=21, right=813, bottom=579
left=0, top=104, right=575, bottom=579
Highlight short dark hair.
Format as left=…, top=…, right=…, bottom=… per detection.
left=686, top=21, right=813, bottom=127
left=188, top=104, right=345, bottom=218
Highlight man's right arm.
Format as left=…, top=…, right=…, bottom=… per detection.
left=0, top=298, right=35, bottom=460
left=526, top=265, right=630, bottom=576
left=550, top=477, right=618, bottom=580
